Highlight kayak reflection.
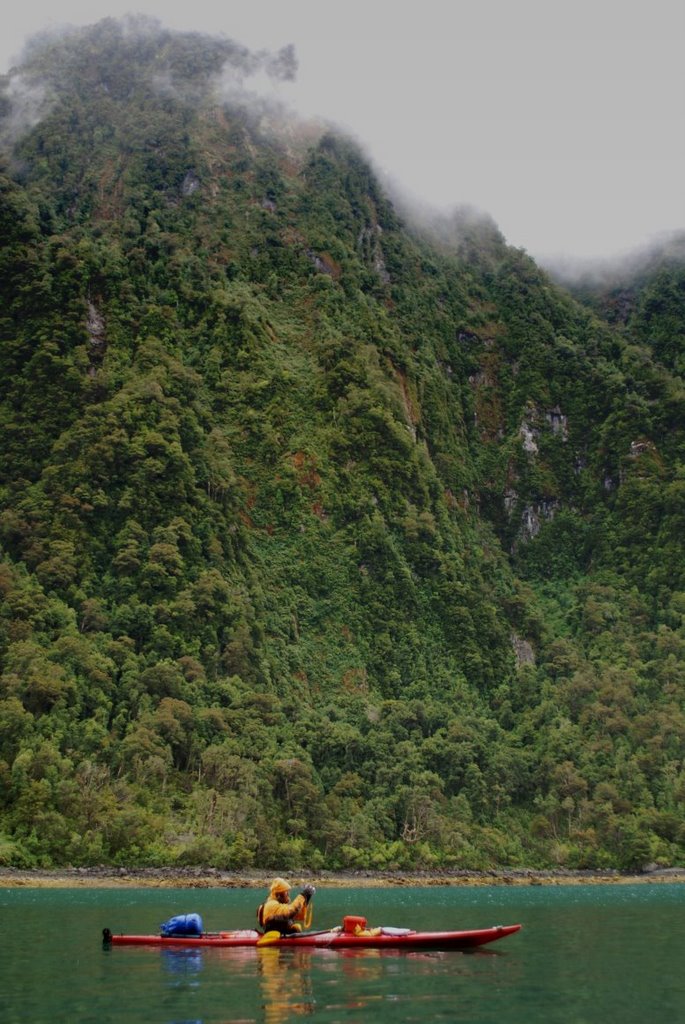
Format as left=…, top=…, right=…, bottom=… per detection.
left=158, top=941, right=507, bottom=1024
left=258, top=948, right=315, bottom=1024
left=256, top=946, right=412, bottom=1023
left=256, top=943, right=497, bottom=1023
left=162, top=948, right=204, bottom=985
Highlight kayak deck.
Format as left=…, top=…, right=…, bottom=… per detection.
left=104, top=924, right=521, bottom=950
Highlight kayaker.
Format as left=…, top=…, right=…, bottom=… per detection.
left=257, top=877, right=316, bottom=935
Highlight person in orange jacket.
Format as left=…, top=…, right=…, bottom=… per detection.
left=258, top=877, right=316, bottom=935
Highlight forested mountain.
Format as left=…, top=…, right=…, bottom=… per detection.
left=1, top=17, right=683, bottom=871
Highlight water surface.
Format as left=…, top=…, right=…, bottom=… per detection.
left=2, top=883, right=683, bottom=1023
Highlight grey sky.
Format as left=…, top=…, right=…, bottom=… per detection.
left=2, top=0, right=683, bottom=262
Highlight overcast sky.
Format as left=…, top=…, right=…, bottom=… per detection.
left=2, top=1, right=683, bottom=263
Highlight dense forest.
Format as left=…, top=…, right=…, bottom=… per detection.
left=1, top=17, right=683, bottom=872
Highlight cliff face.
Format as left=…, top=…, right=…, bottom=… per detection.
left=0, top=19, right=683, bottom=873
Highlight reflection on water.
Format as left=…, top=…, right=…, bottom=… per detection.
left=157, top=943, right=508, bottom=1024
left=258, top=949, right=316, bottom=1024
left=162, top=948, right=204, bottom=984
left=157, top=941, right=517, bottom=1024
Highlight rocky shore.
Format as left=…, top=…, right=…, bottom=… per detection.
left=1, top=865, right=684, bottom=889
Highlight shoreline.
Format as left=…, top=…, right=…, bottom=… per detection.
left=2, top=866, right=684, bottom=889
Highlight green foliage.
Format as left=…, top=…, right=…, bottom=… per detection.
left=0, top=19, right=683, bottom=871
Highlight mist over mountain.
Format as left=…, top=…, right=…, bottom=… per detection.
left=0, top=19, right=683, bottom=872
left=546, top=234, right=685, bottom=377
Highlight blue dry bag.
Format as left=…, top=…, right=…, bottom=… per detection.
left=160, top=913, right=204, bottom=937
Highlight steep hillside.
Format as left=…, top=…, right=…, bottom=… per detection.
left=0, top=18, right=683, bottom=871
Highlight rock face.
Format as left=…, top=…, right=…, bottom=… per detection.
left=181, top=171, right=200, bottom=196
left=86, top=301, right=106, bottom=373
left=520, top=500, right=561, bottom=541
left=511, top=633, right=535, bottom=666
left=358, top=224, right=390, bottom=283
left=520, top=420, right=539, bottom=455
left=546, top=406, right=568, bottom=439
left=520, top=406, right=568, bottom=455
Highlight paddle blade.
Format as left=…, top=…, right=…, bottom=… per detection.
left=256, top=930, right=282, bottom=947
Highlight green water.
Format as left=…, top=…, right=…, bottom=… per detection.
left=2, top=884, right=683, bottom=1023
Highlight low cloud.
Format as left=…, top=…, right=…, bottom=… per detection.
left=0, top=72, right=53, bottom=151
left=0, top=17, right=300, bottom=151
left=543, top=231, right=685, bottom=288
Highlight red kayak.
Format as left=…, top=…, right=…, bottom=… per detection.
left=103, top=923, right=521, bottom=950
